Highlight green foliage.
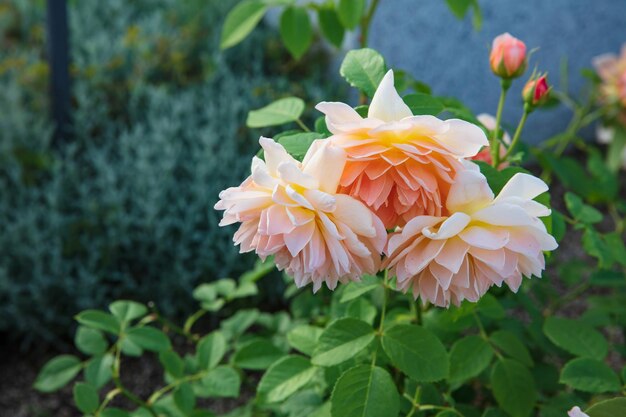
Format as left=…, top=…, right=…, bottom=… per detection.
left=246, top=97, right=306, bottom=128
left=339, top=48, right=387, bottom=97
left=279, top=7, right=313, bottom=60
left=331, top=365, right=399, bottom=417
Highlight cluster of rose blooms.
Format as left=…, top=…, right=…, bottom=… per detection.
left=216, top=33, right=558, bottom=308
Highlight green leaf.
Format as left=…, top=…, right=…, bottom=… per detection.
left=559, top=358, right=621, bottom=393
left=312, top=318, right=375, bottom=366
left=280, top=7, right=312, bottom=59
left=120, top=337, right=143, bottom=357
left=337, top=0, right=365, bottom=29
left=381, top=324, right=449, bottom=382
left=445, top=0, right=472, bottom=18
left=109, top=300, right=148, bottom=323
left=247, top=97, right=305, bottom=128
left=73, top=382, right=99, bottom=414
left=201, top=365, right=241, bottom=398
left=258, top=355, right=317, bottom=403
left=318, top=7, right=344, bottom=48
left=75, top=310, right=121, bottom=335
left=583, top=227, right=614, bottom=269
left=491, top=359, right=537, bottom=417
left=234, top=339, right=284, bottom=370
left=220, top=0, right=267, bottom=49
left=101, top=408, right=130, bottom=417
left=277, top=132, right=323, bottom=161
left=174, top=382, right=196, bottom=413
left=221, top=309, right=259, bottom=337
left=34, top=355, right=82, bottom=393
left=340, top=48, right=386, bottom=97
left=403, top=93, right=445, bottom=116
left=476, top=293, right=506, bottom=319
left=330, top=365, right=399, bottom=417
left=340, top=275, right=380, bottom=303
left=75, top=326, right=108, bottom=356
left=197, top=331, right=227, bottom=370
left=489, top=330, right=533, bottom=367
left=449, top=335, right=494, bottom=382
left=159, top=350, right=185, bottom=379
left=126, top=327, right=171, bottom=352
left=85, top=354, right=114, bottom=389
left=287, top=325, right=323, bottom=356
left=586, top=397, right=626, bottom=417
left=543, top=316, right=608, bottom=360
left=346, top=298, right=377, bottom=325
left=564, top=192, right=603, bottom=224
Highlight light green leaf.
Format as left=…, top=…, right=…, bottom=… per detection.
left=201, top=365, right=241, bottom=398
left=491, top=359, right=537, bottom=417
left=318, top=7, right=344, bottom=48
left=73, top=382, right=99, bottom=414
left=381, top=324, right=449, bottom=382
left=234, top=339, right=284, bottom=370
left=174, top=382, right=196, bottom=413
left=489, top=330, right=533, bottom=367
left=220, top=0, right=267, bottom=49
left=340, top=275, right=380, bottom=303
left=34, top=355, right=82, bottom=393
left=280, top=7, right=312, bottom=59
left=247, top=97, right=305, bottom=128
left=287, top=325, right=323, bottom=356
left=346, top=298, right=377, bottom=325
left=449, top=335, right=494, bottom=382
left=277, top=132, right=323, bottom=161
left=586, top=397, right=626, bottom=417
left=75, top=310, right=121, bottom=335
left=330, top=365, right=399, bottom=417
left=101, top=408, right=131, bottom=417
left=312, top=318, right=375, bottom=366
left=337, top=0, right=365, bottom=29
left=221, top=309, right=259, bottom=338
left=258, top=355, right=317, bottom=403
left=75, top=326, right=108, bottom=356
left=560, top=358, right=621, bottom=393
left=85, top=354, right=114, bottom=389
left=340, top=48, right=386, bottom=97
left=403, top=93, right=444, bottom=116
left=120, top=337, right=143, bottom=357
left=197, top=331, right=227, bottom=370
left=543, top=316, right=608, bottom=359
left=126, top=327, right=171, bottom=352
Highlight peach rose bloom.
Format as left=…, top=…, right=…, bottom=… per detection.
left=215, top=137, right=386, bottom=291
left=593, top=44, right=626, bottom=107
left=316, top=70, right=488, bottom=228
left=384, top=162, right=557, bottom=307
left=472, top=113, right=511, bottom=167
left=567, top=407, right=589, bottom=417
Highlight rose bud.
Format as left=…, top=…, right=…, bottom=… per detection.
left=522, top=74, right=551, bottom=107
left=490, top=33, right=527, bottom=79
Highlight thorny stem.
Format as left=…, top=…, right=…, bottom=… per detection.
left=501, top=105, right=530, bottom=162
left=491, top=79, right=511, bottom=167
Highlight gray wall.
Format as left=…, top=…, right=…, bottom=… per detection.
left=368, top=0, right=626, bottom=143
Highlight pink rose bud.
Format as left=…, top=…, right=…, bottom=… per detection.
left=522, top=74, right=551, bottom=107
left=490, top=33, right=527, bottom=79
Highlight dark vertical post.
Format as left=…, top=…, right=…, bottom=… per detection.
left=46, top=0, right=71, bottom=142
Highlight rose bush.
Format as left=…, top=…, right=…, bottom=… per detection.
left=34, top=1, right=626, bottom=417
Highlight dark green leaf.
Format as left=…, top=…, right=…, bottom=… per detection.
left=491, top=359, right=537, bottom=417
left=564, top=192, right=602, bottom=224
left=318, top=7, right=344, bottom=48
left=560, top=358, right=621, bottom=393
left=75, top=310, right=121, bottom=335
left=280, top=7, right=312, bottom=59
left=174, top=382, right=196, bottom=413
left=403, top=93, right=445, bottom=116
left=197, top=331, right=227, bottom=370
left=445, top=0, right=472, bottom=18
left=277, top=132, right=323, bottom=161
left=201, top=366, right=241, bottom=398
left=381, top=324, right=449, bottom=382
left=340, top=275, right=380, bottom=303
left=586, top=397, right=626, bottom=417
left=109, top=300, right=148, bottom=322
left=73, top=382, right=99, bottom=414
left=543, top=316, right=608, bottom=359
left=234, top=339, right=284, bottom=370
left=85, top=354, right=113, bottom=389
left=330, top=365, right=399, bottom=417
left=159, top=350, right=185, bottom=379
left=490, top=330, right=533, bottom=367
left=449, top=335, right=494, bottom=382
left=337, top=0, right=365, bottom=29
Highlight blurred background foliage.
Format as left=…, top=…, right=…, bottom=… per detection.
left=0, top=0, right=342, bottom=346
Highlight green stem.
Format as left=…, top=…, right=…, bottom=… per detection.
left=95, top=388, right=121, bottom=416
left=501, top=105, right=530, bottom=162
left=296, top=118, right=311, bottom=132
left=360, top=0, right=381, bottom=48
left=491, top=80, right=511, bottom=167
left=148, top=371, right=207, bottom=405
left=372, top=269, right=389, bottom=366
left=182, top=309, right=207, bottom=337
left=112, top=341, right=159, bottom=417
left=473, top=312, right=503, bottom=360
